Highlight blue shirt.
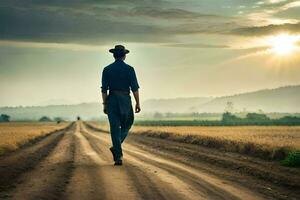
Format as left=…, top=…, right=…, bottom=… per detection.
left=101, top=60, right=140, bottom=93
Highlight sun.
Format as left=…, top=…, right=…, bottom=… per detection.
left=268, top=34, right=299, bottom=55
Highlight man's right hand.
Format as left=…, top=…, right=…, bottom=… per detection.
left=135, top=104, right=141, bottom=113
left=133, top=90, right=141, bottom=113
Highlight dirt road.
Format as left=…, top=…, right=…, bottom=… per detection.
left=0, top=122, right=298, bottom=200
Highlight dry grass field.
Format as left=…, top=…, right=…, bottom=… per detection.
left=1, top=121, right=299, bottom=200
left=88, top=122, right=300, bottom=161
left=0, top=122, right=69, bottom=155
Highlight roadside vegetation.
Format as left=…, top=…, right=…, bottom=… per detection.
left=281, top=150, right=300, bottom=167
left=135, top=112, right=300, bottom=126
left=0, top=114, right=10, bottom=122
left=0, top=122, right=69, bottom=156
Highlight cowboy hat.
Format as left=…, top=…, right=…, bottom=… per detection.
left=109, top=45, right=130, bottom=54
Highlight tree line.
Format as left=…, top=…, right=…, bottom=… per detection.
left=221, top=112, right=300, bottom=125
left=0, top=114, right=64, bottom=123
left=0, top=114, right=10, bottom=122
left=135, top=112, right=300, bottom=126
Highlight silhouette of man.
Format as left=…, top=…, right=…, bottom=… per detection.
left=101, top=45, right=141, bottom=166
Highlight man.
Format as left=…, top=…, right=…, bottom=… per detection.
left=101, top=45, right=141, bottom=166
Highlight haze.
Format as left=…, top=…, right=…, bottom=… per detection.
left=0, top=0, right=300, bottom=107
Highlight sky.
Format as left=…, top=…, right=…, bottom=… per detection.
left=0, top=0, right=300, bottom=106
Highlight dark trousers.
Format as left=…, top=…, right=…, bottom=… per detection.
left=107, top=93, right=134, bottom=160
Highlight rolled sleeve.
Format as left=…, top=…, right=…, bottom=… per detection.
left=101, top=68, right=109, bottom=93
left=130, top=67, right=139, bottom=92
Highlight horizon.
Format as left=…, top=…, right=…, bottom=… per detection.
left=1, top=0, right=300, bottom=107
left=0, top=83, right=299, bottom=108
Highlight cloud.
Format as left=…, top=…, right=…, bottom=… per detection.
left=0, top=1, right=236, bottom=46
left=162, top=43, right=229, bottom=48
left=3, top=0, right=298, bottom=47
left=247, top=0, right=300, bottom=22
left=0, top=0, right=164, bottom=8
left=268, top=0, right=288, bottom=4
left=169, top=21, right=240, bottom=35
left=231, top=22, right=300, bottom=36
left=130, top=6, right=221, bottom=19
left=0, top=40, right=104, bottom=51
left=264, top=0, right=300, bottom=14
left=0, top=6, right=173, bottom=45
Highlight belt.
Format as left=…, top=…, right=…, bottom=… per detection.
left=109, top=90, right=130, bottom=95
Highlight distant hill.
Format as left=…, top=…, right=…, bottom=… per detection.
left=0, top=103, right=103, bottom=121
left=196, top=85, right=300, bottom=113
left=36, top=99, right=76, bottom=106
left=0, top=85, right=299, bottom=121
left=142, top=97, right=213, bottom=113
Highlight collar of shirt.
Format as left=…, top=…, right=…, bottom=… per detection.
left=114, top=59, right=124, bottom=63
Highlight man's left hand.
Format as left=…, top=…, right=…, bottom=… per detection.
left=103, top=103, right=108, bottom=114
left=135, top=104, right=141, bottom=113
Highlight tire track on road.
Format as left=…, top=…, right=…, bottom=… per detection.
left=130, top=135, right=300, bottom=189
left=0, top=124, right=74, bottom=198
left=82, top=125, right=230, bottom=200
left=3, top=126, right=75, bottom=200
left=64, top=124, right=141, bottom=200
left=81, top=130, right=175, bottom=200
left=80, top=128, right=192, bottom=200
left=83, top=124, right=267, bottom=200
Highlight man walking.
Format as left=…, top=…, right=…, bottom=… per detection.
left=101, top=45, right=141, bottom=166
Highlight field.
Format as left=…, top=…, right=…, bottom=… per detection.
left=0, top=121, right=299, bottom=200
left=0, top=122, right=69, bottom=155
left=88, top=122, right=300, bottom=161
